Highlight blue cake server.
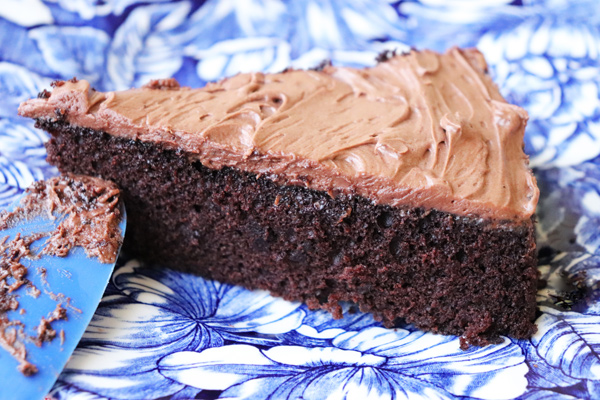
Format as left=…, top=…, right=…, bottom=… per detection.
left=0, top=191, right=126, bottom=400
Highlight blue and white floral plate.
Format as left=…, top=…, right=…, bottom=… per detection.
left=1, top=1, right=599, bottom=399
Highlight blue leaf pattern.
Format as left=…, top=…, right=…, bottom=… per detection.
left=399, top=0, right=600, bottom=167
left=182, top=0, right=289, bottom=51
left=0, top=1, right=598, bottom=399
left=0, top=0, right=53, bottom=27
left=29, top=26, right=110, bottom=84
left=106, top=2, right=193, bottom=90
left=533, top=307, right=600, bottom=381
left=0, top=62, right=49, bottom=118
left=284, top=0, right=405, bottom=58
left=158, top=328, right=528, bottom=400
left=536, top=160, right=600, bottom=254
left=0, top=118, right=56, bottom=206
left=193, top=37, right=292, bottom=82
left=478, top=15, right=600, bottom=167
left=56, top=260, right=304, bottom=399
left=47, top=0, right=168, bottom=20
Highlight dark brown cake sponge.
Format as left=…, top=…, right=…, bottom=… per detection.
left=39, top=118, right=538, bottom=346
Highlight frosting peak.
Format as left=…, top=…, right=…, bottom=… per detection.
left=19, top=48, right=538, bottom=221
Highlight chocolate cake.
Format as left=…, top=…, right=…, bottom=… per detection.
left=19, top=47, right=539, bottom=346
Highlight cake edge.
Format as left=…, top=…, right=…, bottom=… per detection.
left=38, top=117, right=539, bottom=346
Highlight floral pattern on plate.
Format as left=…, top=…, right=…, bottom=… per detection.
left=0, top=1, right=599, bottom=399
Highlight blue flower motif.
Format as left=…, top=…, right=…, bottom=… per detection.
left=29, top=26, right=110, bottom=85
left=56, top=260, right=305, bottom=399
left=183, top=0, right=408, bottom=80
left=398, top=0, right=519, bottom=26
left=0, top=118, right=57, bottom=207
left=191, top=36, right=409, bottom=82
left=158, top=327, right=528, bottom=400
left=49, top=381, right=201, bottom=400
left=0, top=62, right=49, bottom=118
left=296, top=302, right=382, bottom=338
left=278, top=302, right=383, bottom=349
left=0, top=0, right=53, bottom=27
left=537, top=252, right=600, bottom=312
left=0, top=156, right=42, bottom=207
left=0, top=64, right=56, bottom=207
left=478, top=7, right=600, bottom=167
left=396, top=0, right=522, bottom=52
left=573, top=166, right=600, bottom=255
left=283, top=0, right=405, bottom=59
left=185, top=0, right=403, bottom=55
left=536, top=159, right=600, bottom=254
left=192, top=37, right=292, bottom=82
left=520, top=251, right=600, bottom=398
left=525, top=307, right=600, bottom=398
left=519, top=340, right=584, bottom=400
left=0, top=19, right=57, bottom=77
left=397, top=0, right=600, bottom=168
left=47, top=0, right=168, bottom=20
left=105, top=2, right=194, bottom=90
left=182, top=0, right=289, bottom=51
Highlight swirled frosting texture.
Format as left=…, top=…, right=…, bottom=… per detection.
left=20, top=48, right=538, bottom=221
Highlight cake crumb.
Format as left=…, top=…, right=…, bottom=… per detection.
left=309, top=59, right=332, bottom=72
left=17, top=361, right=38, bottom=376
left=143, top=78, right=180, bottom=90
left=337, top=207, right=352, bottom=223
left=37, top=89, right=51, bottom=99
left=550, top=271, right=597, bottom=310
left=0, top=175, right=122, bottom=376
left=376, top=49, right=397, bottom=63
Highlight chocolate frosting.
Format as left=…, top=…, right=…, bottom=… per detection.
left=0, top=174, right=122, bottom=375
left=19, top=47, right=538, bottom=221
left=1, top=174, right=123, bottom=263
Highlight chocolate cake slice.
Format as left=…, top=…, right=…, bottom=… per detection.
left=19, top=47, right=539, bottom=346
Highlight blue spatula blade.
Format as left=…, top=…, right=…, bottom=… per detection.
left=0, top=196, right=126, bottom=400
